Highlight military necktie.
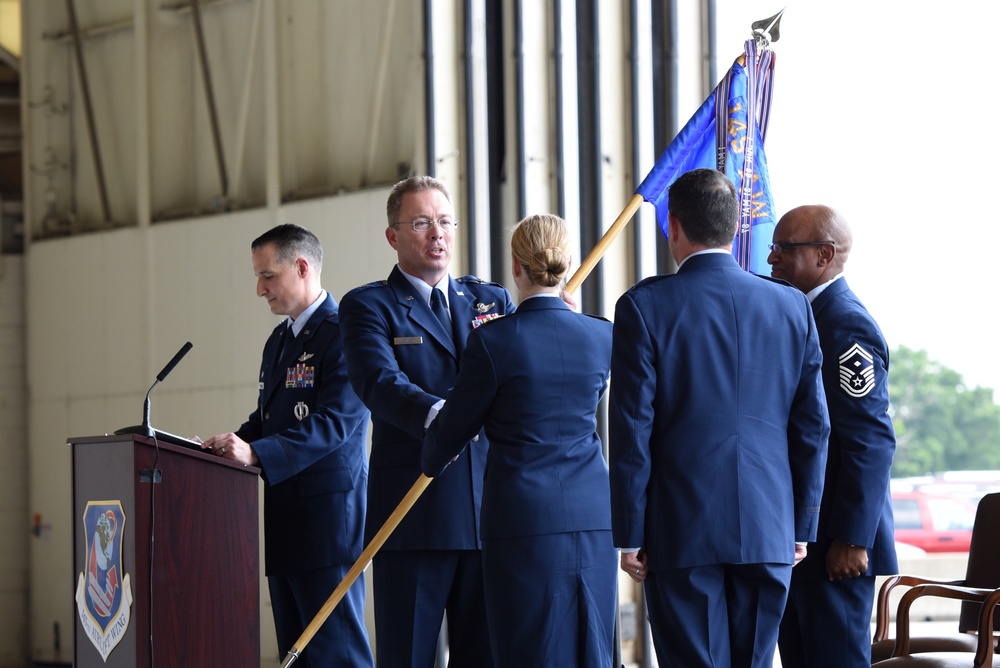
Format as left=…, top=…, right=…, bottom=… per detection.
left=431, top=288, right=453, bottom=342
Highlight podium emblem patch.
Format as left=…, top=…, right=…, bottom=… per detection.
left=75, top=501, right=133, bottom=661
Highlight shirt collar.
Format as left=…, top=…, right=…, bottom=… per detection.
left=287, top=290, right=327, bottom=337
left=521, top=292, right=562, bottom=302
left=397, top=264, right=451, bottom=307
left=676, top=247, right=730, bottom=270
left=805, top=272, right=844, bottom=303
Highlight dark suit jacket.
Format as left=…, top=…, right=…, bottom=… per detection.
left=609, top=252, right=830, bottom=571
left=421, top=297, right=613, bottom=539
left=236, top=292, right=370, bottom=577
left=793, top=276, right=898, bottom=579
left=339, top=267, right=515, bottom=549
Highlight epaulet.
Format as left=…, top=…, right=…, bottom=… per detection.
left=349, top=279, right=390, bottom=294
left=457, top=275, right=504, bottom=288
left=628, top=274, right=673, bottom=292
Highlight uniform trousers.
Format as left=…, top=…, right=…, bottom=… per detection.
left=268, top=563, right=373, bottom=667
left=778, top=574, right=877, bottom=668
left=644, top=561, right=792, bottom=668
left=372, top=549, right=492, bottom=668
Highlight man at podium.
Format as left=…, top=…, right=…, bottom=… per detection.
left=201, top=224, right=374, bottom=667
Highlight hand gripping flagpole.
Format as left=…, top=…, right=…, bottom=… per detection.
left=280, top=473, right=434, bottom=667
left=276, top=206, right=641, bottom=665
left=277, top=195, right=644, bottom=668
left=280, top=12, right=786, bottom=665
left=279, top=195, right=638, bottom=665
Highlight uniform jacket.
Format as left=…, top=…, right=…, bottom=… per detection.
left=339, top=266, right=515, bottom=549
left=421, top=297, right=613, bottom=539
left=236, top=292, right=370, bottom=576
left=609, top=252, right=831, bottom=571
left=794, top=276, right=898, bottom=579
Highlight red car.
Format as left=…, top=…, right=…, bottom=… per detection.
left=891, top=490, right=976, bottom=553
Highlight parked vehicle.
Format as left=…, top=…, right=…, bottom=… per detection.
left=891, top=490, right=976, bottom=553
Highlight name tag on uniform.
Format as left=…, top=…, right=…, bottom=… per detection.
left=393, top=336, right=423, bottom=346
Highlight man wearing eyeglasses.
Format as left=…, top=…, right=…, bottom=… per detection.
left=770, top=205, right=898, bottom=668
left=339, top=176, right=513, bottom=667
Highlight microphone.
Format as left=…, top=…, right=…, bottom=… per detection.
left=156, top=341, right=193, bottom=383
left=116, top=342, right=195, bottom=443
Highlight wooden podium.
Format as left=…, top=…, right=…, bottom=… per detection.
left=70, top=434, right=260, bottom=667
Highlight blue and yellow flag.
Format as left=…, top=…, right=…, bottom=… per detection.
left=636, top=39, right=777, bottom=275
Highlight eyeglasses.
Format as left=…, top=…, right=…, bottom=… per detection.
left=392, top=219, right=459, bottom=232
left=767, top=240, right=834, bottom=254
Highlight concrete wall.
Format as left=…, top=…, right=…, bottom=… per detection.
left=25, top=187, right=393, bottom=663
left=10, top=0, right=720, bottom=664
left=0, top=254, right=27, bottom=666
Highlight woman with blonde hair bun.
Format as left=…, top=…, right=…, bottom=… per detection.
left=421, top=213, right=617, bottom=667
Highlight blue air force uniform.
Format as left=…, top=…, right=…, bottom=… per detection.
left=778, top=276, right=898, bottom=668
left=339, top=267, right=514, bottom=668
left=609, top=252, right=830, bottom=668
left=422, top=296, right=618, bottom=667
left=236, top=291, right=373, bottom=667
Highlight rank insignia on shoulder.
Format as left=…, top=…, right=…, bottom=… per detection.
left=475, top=302, right=495, bottom=313
left=472, top=313, right=502, bottom=328
left=838, top=343, right=875, bottom=398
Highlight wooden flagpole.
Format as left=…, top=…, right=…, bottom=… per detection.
left=280, top=192, right=647, bottom=666
left=565, top=193, right=645, bottom=294
left=281, top=473, right=434, bottom=667
left=282, top=10, right=788, bottom=659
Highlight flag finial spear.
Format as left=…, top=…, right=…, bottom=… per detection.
left=752, top=8, right=785, bottom=47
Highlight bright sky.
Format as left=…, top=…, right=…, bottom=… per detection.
left=715, top=0, right=1000, bottom=398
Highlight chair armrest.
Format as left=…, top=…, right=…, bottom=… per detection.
left=873, top=574, right=965, bottom=642
left=973, top=587, right=1000, bottom=668
left=892, top=583, right=998, bottom=658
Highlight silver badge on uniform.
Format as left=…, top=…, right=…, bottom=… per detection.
left=475, top=302, right=495, bottom=313
left=294, top=401, right=310, bottom=421
left=839, top=343, right=875, bottom=398
left=394, top=336, right=423, bottom=345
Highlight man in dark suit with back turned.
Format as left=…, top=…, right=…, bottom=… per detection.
left=339, top=176, right=513, bottom=667
left=201, top=224, right=373, bottom=667
left=609, top=168, right=830, bottom=668
left=772, top=205, right=897, bottom=668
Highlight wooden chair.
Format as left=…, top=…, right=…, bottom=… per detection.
left=871, top=583, right=1000, bottom=667
left=871, top=493, right=1000, bottom=665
